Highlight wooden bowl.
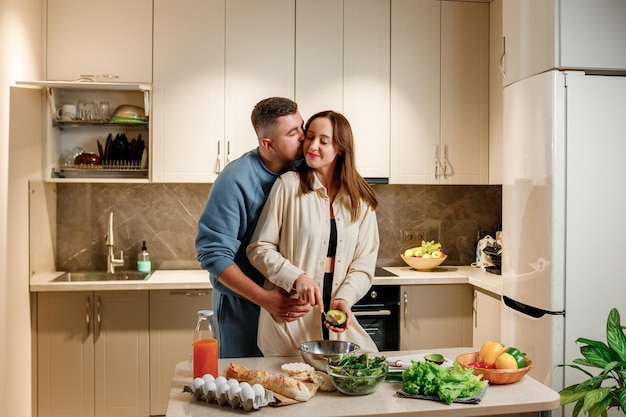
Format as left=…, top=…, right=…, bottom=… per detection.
left=401, top=254, right=447, bottom=271
left=456, top=352, right=533, bottom=385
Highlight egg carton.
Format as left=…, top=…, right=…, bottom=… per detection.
left=184, top=374, right=275, bottom=412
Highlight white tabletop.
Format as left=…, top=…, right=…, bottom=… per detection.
left=165, top=347, right=560, bottom=417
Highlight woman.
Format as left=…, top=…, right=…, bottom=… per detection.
left=247, top=110, right=380, bottom=356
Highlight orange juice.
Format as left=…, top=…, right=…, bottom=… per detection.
left=193, top=338, right=218, bottom=378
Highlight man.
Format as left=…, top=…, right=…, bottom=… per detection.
left=196, top=97, right=311, bottom=358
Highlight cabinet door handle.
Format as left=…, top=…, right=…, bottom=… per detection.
left=443, top=145, right=450, bottom=179
left=86, top=296, right=91, bottom=336
left=95, top=296, right=102, bottom=340
left=169, top=291, right=209, bottom=297
left=216, top=142, right=222, bottom=174
left=403, top=291, right=408, bottom=328
left=473, top=290, right=478, bottom=328
left=434, top=146, right=440, bottom=179
left=499, top=36, right=506, bottom=79
left=226, top=141, right=231, bottom=165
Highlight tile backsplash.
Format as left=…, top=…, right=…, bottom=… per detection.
left=56, top=183, right=501, bottom=271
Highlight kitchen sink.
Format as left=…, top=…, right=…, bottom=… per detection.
left=52, top=271, right=150, bottom=282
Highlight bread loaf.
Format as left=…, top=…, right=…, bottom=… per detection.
left=224, top=363, right=312, bottom=402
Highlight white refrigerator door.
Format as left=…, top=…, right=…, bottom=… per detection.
left=501, top=70, right=566, bottom=396
left=502, top=70, right=566, bottom=313
left=564, top=74, right=626, bottom=406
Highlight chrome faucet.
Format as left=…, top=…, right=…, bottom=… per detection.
left=106, top=212, right=124, bottom=273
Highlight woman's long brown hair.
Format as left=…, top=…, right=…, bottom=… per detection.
left=297, top=110, right=378, bottom=222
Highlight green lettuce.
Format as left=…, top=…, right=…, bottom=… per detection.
left=402, top=361, right=487, bottom=405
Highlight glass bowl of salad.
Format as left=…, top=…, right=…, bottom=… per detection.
left=326, top=353, right=388, bottom=395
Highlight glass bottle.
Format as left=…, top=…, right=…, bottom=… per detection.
left=193, top=310, right=218, bottom=378
left=137, top=241, right=151, bottom=273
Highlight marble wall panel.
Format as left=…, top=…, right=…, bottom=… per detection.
left=56, top=183, right=501, bottom=271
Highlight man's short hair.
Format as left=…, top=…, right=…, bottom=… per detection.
left=251, top=97, right=298, bottom=139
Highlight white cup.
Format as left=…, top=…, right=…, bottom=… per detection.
left=56, top=104, right=77, bottom=121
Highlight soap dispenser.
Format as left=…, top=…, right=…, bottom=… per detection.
left=137, top=241, right=152, bottom=273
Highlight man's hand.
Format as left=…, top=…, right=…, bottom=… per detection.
left=260, top=286, right=311, bottom=322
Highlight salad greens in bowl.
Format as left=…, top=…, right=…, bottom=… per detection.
left=327, top=353, right=388, bottom=396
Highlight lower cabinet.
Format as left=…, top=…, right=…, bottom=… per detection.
left=37, top=291, right=150, bottom=417
left=149, top=289, right=212, bottom=416
left=472, top=287, right=502, bottom=348
left=36, top=289, right=212, bottom=417
left=400, top=285, right=473, bottom=350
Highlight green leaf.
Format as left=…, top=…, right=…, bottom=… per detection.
left=607, top=308, right=626, bottom=362
left=560, top=384, right=591, bottom=405
left=582, top=387, right=611, bottom=413
left=572, top=399, right=584, bottom=416
left=580, top=344, right=618, bottom=368
left=620, top=388, right=626, bottom=414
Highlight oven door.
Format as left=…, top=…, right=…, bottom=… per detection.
left=352, top=286, right=400, bottom=351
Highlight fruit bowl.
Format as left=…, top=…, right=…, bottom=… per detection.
left=456, top=352, right=533, bottom=385
left=401, top=254, right=447, bottom=271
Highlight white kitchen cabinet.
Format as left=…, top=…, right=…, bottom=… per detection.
left=502, top=0, right=626, bottom=87
left=16, top=81, right=151, bottom=183
left=400, top=285, right=473, bottom=350
left=152, top=0, right=294, bottom=182
left=390, top=0, right=488, bottom=184
left=472, top=288, right=501, bottom=349
left=296, top=0, right=390, bottom=179
left=37, top=291, right=149, bottom=417
left=149, top=289, right=212, bottom=416
left=46, top=0, right=152, bottom=83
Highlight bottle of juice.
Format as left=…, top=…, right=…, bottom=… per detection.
left=193, top=310, right=218, bottom=378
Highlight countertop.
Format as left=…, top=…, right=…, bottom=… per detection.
left=165, top=347, right=560, bottom=417
left=30, top=265, right=502, bottom=295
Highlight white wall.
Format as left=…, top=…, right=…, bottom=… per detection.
left=1, top=1, right=43, bottom=416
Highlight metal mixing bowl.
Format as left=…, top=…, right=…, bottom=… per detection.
left=298, top=340, right=360, bottom=371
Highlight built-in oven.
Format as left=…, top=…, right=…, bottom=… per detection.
left=352, top=270, right=400, bottom=351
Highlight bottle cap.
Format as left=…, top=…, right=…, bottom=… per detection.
left=141, top=240, right=147, bottom=251
left=197, top=310, right=214, bottom=317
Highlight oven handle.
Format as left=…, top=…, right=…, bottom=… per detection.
left=353, top=309, right=392, bottom=317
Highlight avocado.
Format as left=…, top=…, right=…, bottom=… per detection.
left=325, top=310, right=347, bottom=327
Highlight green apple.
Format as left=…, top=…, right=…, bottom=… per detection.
left=422, top=253, right=432, bottom=259
left=404, top=249, right=414, bottom=257
left=431, top=250, right=442, bottom=258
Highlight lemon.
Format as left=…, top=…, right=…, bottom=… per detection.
left=495, top=352, right=518, bottom=369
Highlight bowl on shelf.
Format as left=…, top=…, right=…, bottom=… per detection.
left=298, top=340, right=360, bottom=371
left=326, top=360, right=388, bottom=396
left=455, top=352, right=533, bottom=385
left=401, top=254, right=447, bottom=271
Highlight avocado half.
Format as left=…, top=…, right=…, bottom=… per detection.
left=325, top=310, right=347, bottom=327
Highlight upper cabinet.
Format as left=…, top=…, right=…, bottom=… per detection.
left=297, top=0, right=391, bottom=180
left=502, top=0, right=626, bottom=86
left=46, top=0, right=153, bottom=83
left=390, top=0, right=488, bottom=184
left=152, top=0, right=294, bottom=183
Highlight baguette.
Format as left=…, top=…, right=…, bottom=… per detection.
left=224, top=363, right=312, bottom=402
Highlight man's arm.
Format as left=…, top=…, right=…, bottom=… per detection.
left=217, top=264, right=310, bottom=320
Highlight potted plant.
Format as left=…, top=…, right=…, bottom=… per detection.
left=559, top=307, right=626, bottom=416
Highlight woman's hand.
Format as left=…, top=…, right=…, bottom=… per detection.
left=293, top=273, right=324, bottom=310
left=325, top=298, right=351, bottom=333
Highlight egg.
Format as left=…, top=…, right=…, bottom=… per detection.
left=215, top=382, right=230, bottom=406
left=238, top=381, right=251, bottom=391
left=226, top=378, right=240, bottom=388
left=201, top=379, right=216, bottom=402
left=214, top=376, right=227, bottom=386
left=190, top=377, right=205, bottom=400
left=240, top=386, right=256, bottom=411
left=202, top=374, right=215, bottom=384
left=228, top=384, right=242, bottom=408
left=252, top=383, right=265, bottom=399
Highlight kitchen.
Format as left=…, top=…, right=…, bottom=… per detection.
left=2, top=1, right=626, bottom=417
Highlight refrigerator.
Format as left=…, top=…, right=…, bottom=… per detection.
left=501, top=70, right=626, bottom=417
